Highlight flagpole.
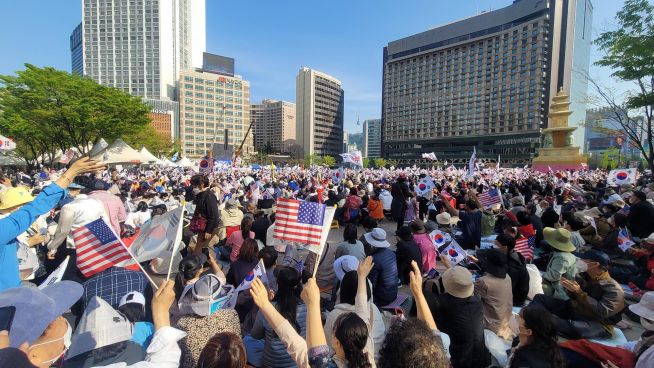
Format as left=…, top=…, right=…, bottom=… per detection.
left=108, top=225, right=159, bottom=290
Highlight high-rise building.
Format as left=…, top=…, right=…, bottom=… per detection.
left=381, top=0, right=593, bottom=166
left=178, top=67, right=252, bottom=158
left=296, top=67, right=344, bottom=157
left=363, top=119, right=382, bottom=158
left=251, top=99, right=296, bottom=154
left=71, top=0, right=206, bottom=101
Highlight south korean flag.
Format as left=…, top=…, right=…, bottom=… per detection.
left=416, top=176, right=435, bottom=198
left=331, top=167, right=344, bottom=185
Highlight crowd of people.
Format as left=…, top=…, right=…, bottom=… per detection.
left=1, top=158, right=654, bottom=367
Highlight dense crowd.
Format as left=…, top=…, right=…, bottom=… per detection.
left=1, top=158, right=654, bottom=368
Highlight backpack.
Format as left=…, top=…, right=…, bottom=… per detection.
left=481, top=211, right=496, bottom=236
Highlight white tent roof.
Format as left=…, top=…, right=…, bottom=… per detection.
left=161, top=158, right=177, bottom=167
left=88, top=138, right=109, bottom=157
left=91, top=138, right=149, bottom=164
left=0, top=152, right=27, bottom=166
left=177, top=157, right=194, bottom=168
left=139, top=146, right=161, bottom=163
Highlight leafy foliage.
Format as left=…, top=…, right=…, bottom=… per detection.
left=592, top=0, right=654, bottom=170
left=0, top=64, right=153, bottom=165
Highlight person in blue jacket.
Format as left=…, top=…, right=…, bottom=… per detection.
left=0, top=157, right=105, bottom=291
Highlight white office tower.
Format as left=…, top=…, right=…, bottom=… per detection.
left=71, top=0, right=206, bottom=101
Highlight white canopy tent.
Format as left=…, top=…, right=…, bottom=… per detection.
left=88, top=138, right=109, bottom=157
left=91, top=138, right=150, bottom=165
left=161, top=158, right=177, bottom=167
left=0, top=152, right=27, bottom=166
left=176, top=157, right=194, bottom=168
left=138, top=147, right=161, bottom=164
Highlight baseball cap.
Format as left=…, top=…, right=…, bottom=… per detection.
left=66, top=296, right=133, bottom=358
left=0, top=281, right=83, bottom=348
left=118, top=291, right=145, bottom=309
left=576, top=249, right=610, bottom=267
left=333, top=255, right=359, bottom=281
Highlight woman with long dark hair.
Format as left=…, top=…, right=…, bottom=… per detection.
left=332, top=313, right=373, bottom=368
left=248, top=266, right=306, bottom=368
left=228, top=217, right=255, bottom=263
left=174, top=252, right=224, bottom=299
left=509, top=305, right=565, bottom=368
left=190, top=174, right=219, bottom=250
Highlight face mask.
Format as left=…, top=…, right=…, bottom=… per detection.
left=641, top=317, right=654, bottom=331
left=30, top=319, right=72, bottom=365
left=192, top=187, right=201, bottom=195
left=576, top=259, right=588, bottom=273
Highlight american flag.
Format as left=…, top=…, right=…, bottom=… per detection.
left=514, top=236, right=536, bottom=261
left=478, top=188, right=502, bottom=209
left=273, top=198, right=325, bottom=246
left=73, top=218, right=132, bottom=277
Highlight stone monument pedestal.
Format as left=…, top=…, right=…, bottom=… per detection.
left=532, top=88, right=587, bottom=172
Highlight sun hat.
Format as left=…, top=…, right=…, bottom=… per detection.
left=409, top=219, right=427, bottom=234
left=66, top=296, right=133, bottom=358
left=178, top=274, right=233, bottom=317
left=364, top=228, right=390, bottom=248
left=118, top=291, right=146, bottom=309
left=0, top=281, right=83, bottom=348
left=436, top=212, right=452, bottom=226
left=602, top=193, right=622, bottom=205
left=510, top=197, right=524, bottom=206
left=582, top=207, right=602, bottom=219
left=442, top=266, right=474, bottom=298
left=576, top=249, right=610, bottom=268
left=621, top=184, right=635, bottom=191
left=629, top=291, right=654, bottom=321
left=477, top=248, right=508, bottom=278
left=334, top=255, right=359, bottom=281
left=0, top=187, right=34, bottom=210
left=543, top=227, right=576, bottom=252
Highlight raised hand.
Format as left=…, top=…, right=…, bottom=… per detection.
left=358, top=256, right=374, bottom=279
left=409, top=260, right=423, bottom=297
left=300, top=277, right=320, bottom=307
left=250, top=277, right=272, bottom=309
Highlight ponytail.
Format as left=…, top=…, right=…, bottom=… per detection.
left=334, top=313, right=371, bottom=368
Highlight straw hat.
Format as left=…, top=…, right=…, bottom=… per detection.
left=0, top=187, right=34, bottom=210
left=543, top=227, right=575, bottom=252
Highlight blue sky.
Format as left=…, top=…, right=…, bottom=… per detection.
left=0, top=0, right=626, bottom=134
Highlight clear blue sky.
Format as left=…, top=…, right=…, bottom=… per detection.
left=0, top=0, right=625, bottom=135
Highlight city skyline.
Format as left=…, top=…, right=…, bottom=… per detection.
left=0, top=0, right=629, bottom=135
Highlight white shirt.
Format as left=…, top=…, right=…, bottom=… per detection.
left=48, top=194, right=109, bottom=251
left=380, top=190, right=393, bottom=211
left=93, top=327, right=186, bottom=368
left=125, top=210, right=151, bottom=228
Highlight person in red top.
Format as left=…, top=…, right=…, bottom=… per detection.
left=629, top=234, right=654, bottom=292
left=516, top=211, right=535, bottom=238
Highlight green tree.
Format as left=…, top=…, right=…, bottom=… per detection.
left=387, top=159, right=398, bottom=168
left=0, top=64, right=150, bottom=165
left=362, top=157, right=371, bottom=168
left=591, top=0, right=654, bottom=170
left=322, top=155, right=336, bottom=167
left=304, top=154, right=322, bottom=167
left=123, top=125, right=174, bottom=157
left=373, top=157, right=388, bottom=168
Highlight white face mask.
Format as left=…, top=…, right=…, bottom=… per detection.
left=30, top=319, right=72, bottom=365
left=641, top=317, right=654, bottom=331
left=192, top=187, right=201, bottom=195
left=576, top=259, right=588, bottom=273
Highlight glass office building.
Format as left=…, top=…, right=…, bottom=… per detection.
left=381, top=0, right=592, bottom=166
